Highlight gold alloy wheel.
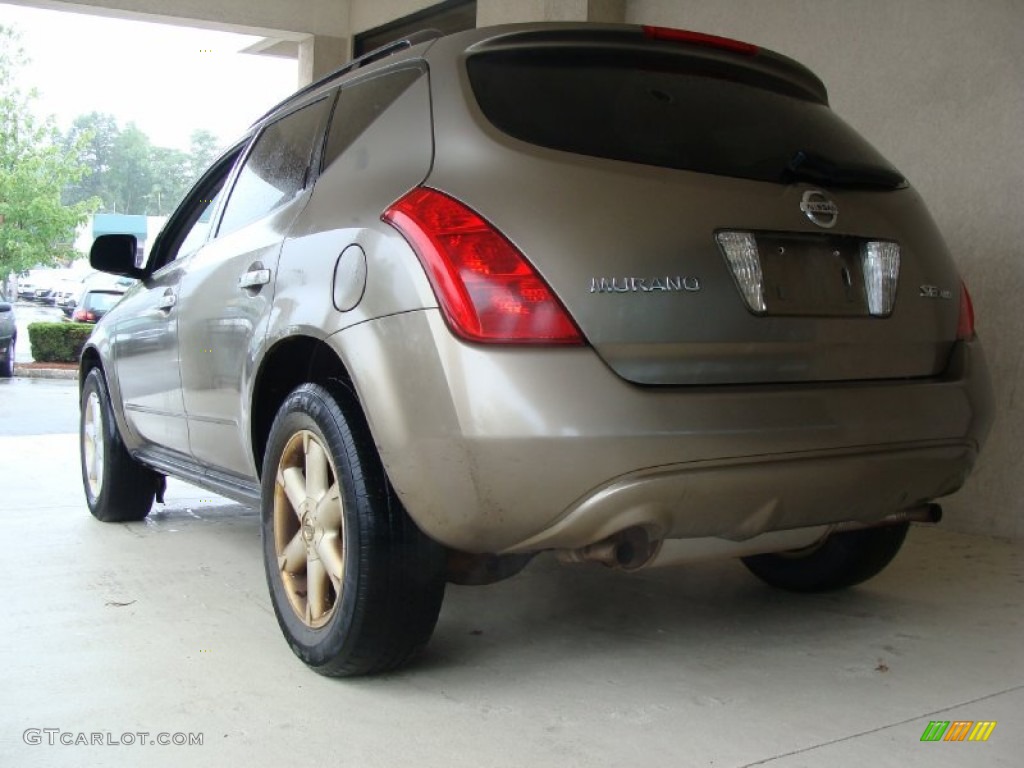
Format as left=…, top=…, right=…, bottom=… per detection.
left=82, top=391, right=105, bottom=498
left=274, top=430, right=345, bottom=629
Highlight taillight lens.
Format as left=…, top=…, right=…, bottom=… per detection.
left=642, top=25, right=759, bottom=56
left=383, top=187, right=583, bottom=345
left=957, top=281, right=976, bottom=340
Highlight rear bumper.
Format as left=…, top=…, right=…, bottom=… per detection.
left=511, top=442, right=972, bottom=550
left=331, top=310, right=993, bottom=553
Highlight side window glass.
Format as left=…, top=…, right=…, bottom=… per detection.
left=218, top=98, right=332, bottom=238
left=176, top=189, right=225, bottom=258
left=323, top=67, right=422, bottom=169
left=154, top=146, right=242, bottom=270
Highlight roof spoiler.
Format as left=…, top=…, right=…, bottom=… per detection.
left=252, top=28, right=442, bottom=126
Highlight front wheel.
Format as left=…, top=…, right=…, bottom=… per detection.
left=741, top=523, right=910, bottom=592
left=261, top=383, right=446, bottom=677
left=80, top=367, right=159, bottom=521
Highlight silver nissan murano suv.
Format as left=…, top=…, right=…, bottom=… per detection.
left=80, top=23, right=994, bottom=676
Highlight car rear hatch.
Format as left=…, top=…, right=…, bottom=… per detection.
left=423, top=26, right=964, bottom=386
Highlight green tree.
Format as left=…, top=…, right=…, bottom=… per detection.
left=187, top=129, right=221, bottom=182
left=61, top=111, right=120, bottom=210
left=62, top=120, right=215, bottom=216
left=0, top=25, right=96, bottom=276
left=148, top=145, right=190, bottom=214
left=107, top=122, right=155, bottom=215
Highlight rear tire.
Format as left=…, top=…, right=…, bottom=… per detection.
left=80, top=367, right=158, bottom=522
left=261, top=383, right=446, bottom=677
left=741, top=523, right=909, bottom=592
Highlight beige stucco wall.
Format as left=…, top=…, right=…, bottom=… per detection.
left=626, top=0, right=1024, bottom=539
left=349, top=0, right=438, bottom=34
left=478, top=0, right=625, bottom=25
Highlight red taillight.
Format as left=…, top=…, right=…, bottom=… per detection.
left=957, top=281, right=976, bottom=340
left=642, top=25, right=759, bottom=56
left=383, top=187, right=583, bottom=345
left=73, top=310, right=94, bottom=322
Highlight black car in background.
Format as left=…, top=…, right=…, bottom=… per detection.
left=72, top=289, right=124, bottom=324
left=0, top=288, right=15, bottom=377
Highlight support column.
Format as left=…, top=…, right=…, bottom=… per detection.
left=477, top=0, right=625, bottom=26
left=297, top=34, right=352, bottom=86
left=586, top=0, right=626, bottom=23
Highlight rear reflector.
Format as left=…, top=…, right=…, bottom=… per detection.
left=860, top=241, right=900, bottom=317
left=716, top=231, right=766, bottom=314
left=642, top=25, right=759, bottom=56
left=957, top=281, right=976, bottom=340
left=383, top=188, right=583, bottom=345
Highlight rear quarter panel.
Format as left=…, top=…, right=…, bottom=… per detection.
left=267, top=61, right=438, bottom=352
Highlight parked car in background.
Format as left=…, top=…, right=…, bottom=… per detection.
left=72, top=289, right=124, bottom=324
left=57, top=272, right=134, bottom=317
left=53, top=278, right=83, bottom=314
left=80, top=23, right=993, bottom=677
left=34, top=286, right=55, bottom=304
left=29, top=270, right=68, bottom=304
left=16, top=271, right=39, bottom=300
left=0, top=288, right=15, bottom=377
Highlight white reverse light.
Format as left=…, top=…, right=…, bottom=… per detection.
left=716, top=231, right=766, bottom=314
left=861, top=241, right=900, bottom=316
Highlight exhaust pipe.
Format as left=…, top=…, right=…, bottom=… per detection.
left=557, top=527, right=660, bottom=571
left=833, top=503, right=942, bottom=532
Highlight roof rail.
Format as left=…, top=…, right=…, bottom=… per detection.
left=251, top=29, right=442, bottom=126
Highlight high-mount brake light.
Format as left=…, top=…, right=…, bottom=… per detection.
left=957, top=281, right=976, bottom=340
left=383, top=188, right=583, bottom=345
left=642, top=25, right=759, bottom=56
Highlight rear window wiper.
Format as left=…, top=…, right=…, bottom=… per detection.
left=782, top=150, right=906, bottom=189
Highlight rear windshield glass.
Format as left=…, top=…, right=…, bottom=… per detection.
left=467, top=49, right=904, bottom=188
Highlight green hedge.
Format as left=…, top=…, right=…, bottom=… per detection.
left=27, top=322, right=94, bottom=363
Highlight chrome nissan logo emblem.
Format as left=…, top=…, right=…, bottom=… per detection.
left=799, top=189, right=839, bottom=229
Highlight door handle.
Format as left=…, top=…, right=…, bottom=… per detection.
left=157, top=293, right=176, bottom=311
left=238, top=269, right=271, bottom=290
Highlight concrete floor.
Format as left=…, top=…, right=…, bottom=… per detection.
left=1, top=377, right=1021, bottom=767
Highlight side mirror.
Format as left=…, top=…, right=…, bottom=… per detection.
left=90, top=234, right=147, bottom=279
left=0, top=302, right=11, bottom=312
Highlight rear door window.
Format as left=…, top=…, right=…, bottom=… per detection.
left=322, top=67, right=424, bottom=169
left=467, top=49, right=903, bottom=188
left=218, top=97, right=333, bottom=237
